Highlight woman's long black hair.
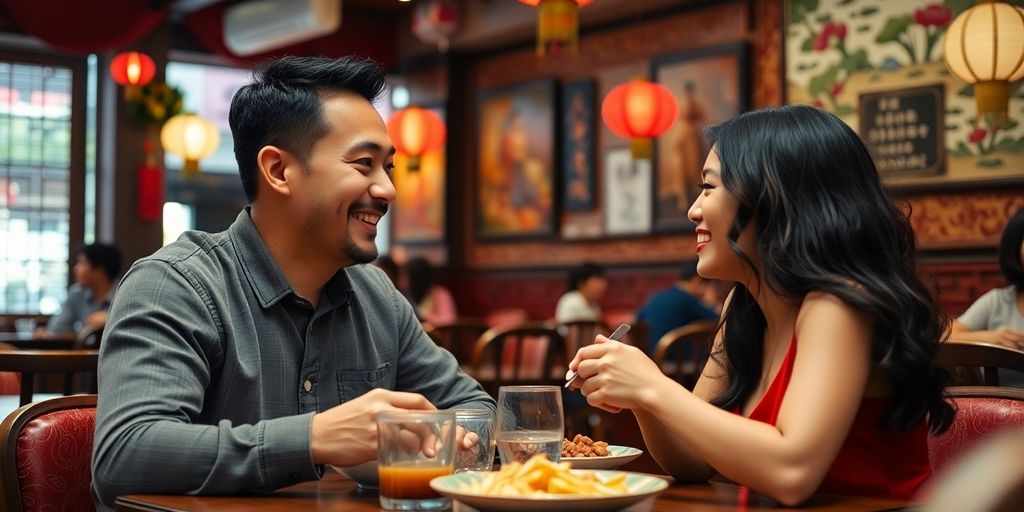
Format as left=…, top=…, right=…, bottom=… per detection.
left=706, top=105, right=953, bottom=434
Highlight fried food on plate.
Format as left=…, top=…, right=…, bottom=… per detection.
left=459, top=453, right=627, bottom=497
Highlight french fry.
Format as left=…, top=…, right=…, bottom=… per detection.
left=457, top=453, right=629, bottom=498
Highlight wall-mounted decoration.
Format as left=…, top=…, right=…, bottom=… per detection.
left=562, top=79, right=596, bottom=211
left=859, top=84, right=945, bottom=179
left=392, top=105, right=446, bottom=245
left=604, top=148, right=652, bottom=235
left=785, top=0, right=1024, bottom=190
left=652, top=42, right=748, bottom=231
left=476, top=80, right=556, bottom=240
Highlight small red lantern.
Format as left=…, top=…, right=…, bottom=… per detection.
left=387, top=106, right=446, bottom=171
left=110, top=51, right=156, bottom=87
left=412, top=0, right=459, bottom=53
left=518, top=0, right=593, bottom=57
left=601, top=78, right=677, bottom=159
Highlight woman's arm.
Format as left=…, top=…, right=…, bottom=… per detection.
left=571, top=292, right=872, bottom=505
left=950, top=320, right=1024, bottom=349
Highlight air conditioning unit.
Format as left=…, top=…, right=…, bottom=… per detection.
left=224, top=0, right=341, bottom=56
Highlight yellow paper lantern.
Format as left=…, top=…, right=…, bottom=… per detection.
left=161, top=114, right=219, bottom=176
left=943, top=0, right=1024, bottom=126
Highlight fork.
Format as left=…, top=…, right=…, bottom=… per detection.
left=564, top=323, right=631, bottom=389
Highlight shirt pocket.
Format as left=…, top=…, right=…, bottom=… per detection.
left=337, top=362, right=393, bottom=402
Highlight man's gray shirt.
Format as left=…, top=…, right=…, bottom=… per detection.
left=47, top=283, right=114, bottom=333
left=92, top=209, right=493, bottom=509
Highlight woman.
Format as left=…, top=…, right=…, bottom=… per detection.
left=568, top=106, right=952, bottom=504
left=406, top=257, right=457, bottom=326
left=555, top=262, right=607, bottom=323
left=950, top=206, right=1024, bottom=349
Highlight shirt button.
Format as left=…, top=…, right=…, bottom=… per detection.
left=303, top=380, right=312, bottom=392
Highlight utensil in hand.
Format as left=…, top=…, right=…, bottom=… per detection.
left=564, top=323, right=631, bottom=389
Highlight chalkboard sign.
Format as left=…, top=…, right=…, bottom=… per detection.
left=858, top=84, right=945, bottom=178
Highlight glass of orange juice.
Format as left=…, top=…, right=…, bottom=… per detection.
left=377, top=410, right=456, bottom=510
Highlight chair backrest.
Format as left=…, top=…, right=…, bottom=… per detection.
left=425, top=318, right=489, bottom=363
left=652, top=319, right=717, bottom=389
left=0, top=350, right=100, bottom=406
left=557, top=320, right=610, bottom=357
left=0, top=394, right=98, bottom=512
left=484, top=308, right=530, bottom=328
left=928, top=386, right=1024, bottom=471
left=938, top=341, right=1024, bottom=386
left=74, top=323, right=104, bottom=350
left=471, top=322, right=566, bottom=396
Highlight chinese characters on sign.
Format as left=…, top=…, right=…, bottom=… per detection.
left=859, top=85, right=945, bottom=179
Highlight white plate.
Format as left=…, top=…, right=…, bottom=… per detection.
left=430, top=469, right=668, bottom=512
left=561, top=445, right=644, bottom=470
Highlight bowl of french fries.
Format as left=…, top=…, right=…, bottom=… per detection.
left=429, top=453, right=668, bottom=512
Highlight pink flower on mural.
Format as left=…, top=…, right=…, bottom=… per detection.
left=831, top=82, right=843, bottom=97
left=914, top=4, right=952, bottom=27
left=968, top=127, right=987, bottom=144
left=813, top=21, right=848, bottom=52
left=812, top=99, right=824, bottom=109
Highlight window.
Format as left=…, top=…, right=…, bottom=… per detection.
left=0, top=52, right=86, bottom=313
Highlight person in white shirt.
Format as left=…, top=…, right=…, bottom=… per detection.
left=555, top=262, right=607, bottom=323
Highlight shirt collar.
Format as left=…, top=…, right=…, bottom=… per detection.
left=229, top=207, right=353, bottom=310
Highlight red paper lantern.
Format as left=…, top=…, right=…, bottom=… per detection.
left=387, top=106, right=446, bottom=171
left=518, top=0, right=593, bottom=57
left=110, top=51, right=156, bottom=87
left=412, top=0, right=459, bottom=52
left=601, top=78, right=677, bottom=159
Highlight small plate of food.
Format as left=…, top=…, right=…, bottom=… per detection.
left=560, top=434, right=644, bottom=470
left=430, top=454, right=667, bottom=512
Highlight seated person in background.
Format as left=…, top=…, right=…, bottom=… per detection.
left=406, top=256, right=457, bottom=326
left=373, top=254, right=401, bottom=289
left=91, top=56, right=494, bottom=511
left=41, top=243, right=122, bottom=335
left=568, top=106, right=953, bottom=504
left=951, top=205, right=1024, bottom=350
left=636, top=259, right=719, bottom=354
left=555, top=262, right=607, bottom=323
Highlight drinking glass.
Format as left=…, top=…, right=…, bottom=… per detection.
left=495, top=386, right=564, bottom=465
left=377, top=410, right=456, bottom=510
left=454, top=408, right=496, bottom=472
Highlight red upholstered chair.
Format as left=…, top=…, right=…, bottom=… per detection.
left=928, top=386, right=1024, bottom=472
left=0, top=394, right=97, bottom=512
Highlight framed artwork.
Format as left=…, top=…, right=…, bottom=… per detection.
left=604, top=148, right=652, bottom=235
left=391, top=105, right=445, bottom=245
left=476, top=80, right=557, bottom=240
left=784, top=0, right=1024, bottom=190
left=561, top=79, right=596, bottom=211
left=651, top=42, right=748, bottom=231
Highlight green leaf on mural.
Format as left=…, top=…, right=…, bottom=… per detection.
left=788, top=0, right=820, bottom=26
left=857, top=25, right=872, bottom=33
left=838, top=0, right=854, bottom=5
left=808, top=64, right=842, bottom=97
left=834, top=104, right=857, bottom=117
left=841, top=49, right=872, bottom=73
left=946, top=124, right=959, bottom=131
left=951, top=142, right=973, bottom=156
left=860, top=7, right=879, bottom=16
left=958, top=84, right=974, bottom=97
left=869, top=72, right=883, bottom=82
left=1005, top=119, right=1020, bottom=131
left=816, top=14, right=831, bottom=23
left=801, top=37, right=814, bottom=52
left=992, top=137, right=1024, bottom=152
left=876, top=16, right=912, bottom=43
left=1011, top=80, right=1023, bottom=96
left=947, top=107, right=963, bottom=115
left=977, top=158, right=1004, bottom=168
left=944, top=0, right=976, bottom=15
left=907, top=69, right=925, bottom=78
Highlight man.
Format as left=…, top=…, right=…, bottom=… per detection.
left=42, top=243, right=121, bottom=334
left=636, top=260, right=719, bottom=354
left=91, top=56, right=494, bottom=509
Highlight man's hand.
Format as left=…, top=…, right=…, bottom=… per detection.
left=986, top=328, right=1024, bottom=350
left=310, top=388, right=435, bottom=467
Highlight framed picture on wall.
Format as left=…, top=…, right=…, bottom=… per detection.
left=604, top=148, right=652, bottom=235
left=475, top=80, right=557, bottom=240
left=391, top=104, right=446, bottom=245
left=561, top=79, right=596, bottom=211
left=651, top=42, right=748, bottom=231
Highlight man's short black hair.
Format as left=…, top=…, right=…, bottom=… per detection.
left=79, top=243, right=122, bottom=281
left=568, top=262, right=605, bottom=291
left=228, top=56, right=388, bottom=202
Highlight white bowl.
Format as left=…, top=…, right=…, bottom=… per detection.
left=331, top=460, right=378, bottom=489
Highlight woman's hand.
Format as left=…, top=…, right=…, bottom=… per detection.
left=566, top=335, right=673, bottom=413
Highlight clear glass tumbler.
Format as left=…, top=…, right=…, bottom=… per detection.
left=495, top=385, right=564, bottom=465
left=377, top=410, right=456, bottom=510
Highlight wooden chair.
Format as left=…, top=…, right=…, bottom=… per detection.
left=938, top=341, right=1024, bottom=386
left=557, top=320, right=610, bottom=357
left=928, top=386, right=1024, bottom=472
left=484, top=308, right=530, bottom=328
left=425, top=317, right=488, bottom=365
left=0, top=394, right=97, bottom=512
left=653, top=319, right=718, bottom=389
left=63, top=323, right=104, bottom=395
left=471, top=322, right=566, bottom=397
left=0, top=350, right=99, bottom=406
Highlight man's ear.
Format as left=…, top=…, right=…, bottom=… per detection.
left=257, top=145, right=293, bottom=197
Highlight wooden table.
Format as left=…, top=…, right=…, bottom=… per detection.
left=0, top=332, right=76, bottom=350
left=115, top=471, right=913, bottom=511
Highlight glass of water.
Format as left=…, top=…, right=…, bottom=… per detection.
left=495, top=386, right=564, bottom=464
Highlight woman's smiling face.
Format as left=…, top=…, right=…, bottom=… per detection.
left=687, top=148, right=758, bottom=284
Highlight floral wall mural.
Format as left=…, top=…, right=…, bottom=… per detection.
left=785, top=0, right=1024, bottom=188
